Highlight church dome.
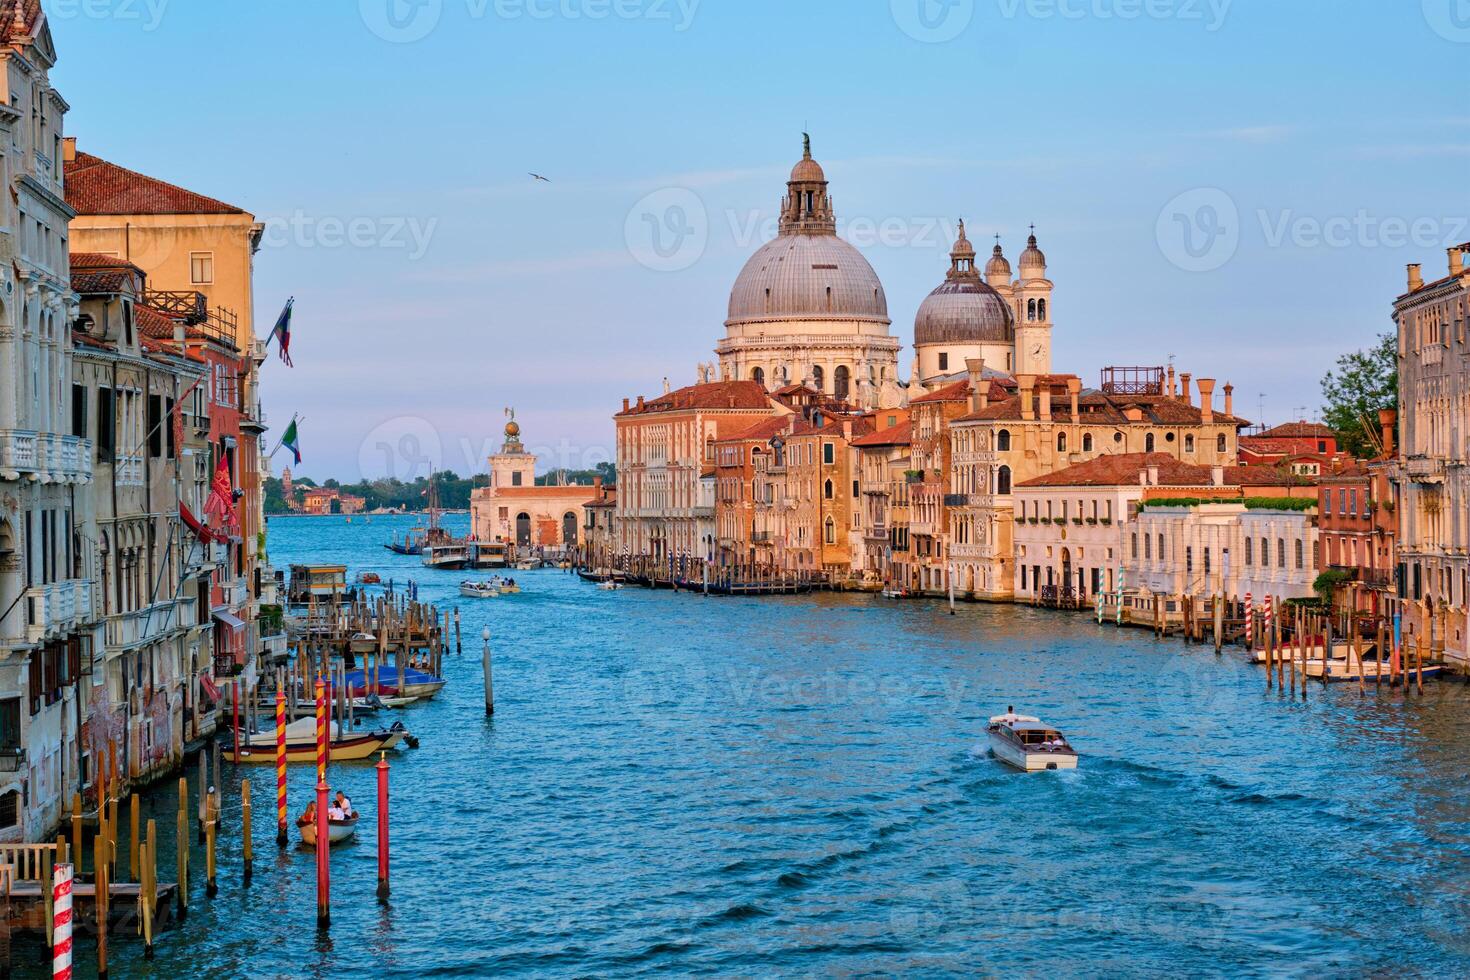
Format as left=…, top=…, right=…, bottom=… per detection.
left=914, top=222, right=1014, bottom=346
left=986, top=242, right=1012, bottom=282
left=1019, top=231, right=1047, bottom=277
left=727, top=234, right=889, bottom=325
left=914, top=279, right=1014, bottom=346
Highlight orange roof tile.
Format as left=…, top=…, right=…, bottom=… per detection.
left=851, top=420, right=913, bottom=448
left=618, top=381, right=773, bottom=416
left=65, top=150, right=246, bottom=216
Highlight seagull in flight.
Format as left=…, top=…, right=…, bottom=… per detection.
left=529, top=172, right=551, bottom=183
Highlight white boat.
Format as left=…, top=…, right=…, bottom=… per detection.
left=298, top=813, right=359, bottom=847
left=1302, top=655, right=1445, bottom=683
left=460, top=581, right=501, bottom=598
left=598, top=580, right=622, bottom=591
left=515, top=559, right=539, bottom=571
left=987, top=712, right=1078, bottom=771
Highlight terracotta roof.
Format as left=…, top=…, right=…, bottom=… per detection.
left=1018, top=453, right=1218, bottom=488
left=851, top=420, right=913, bottom=448
left=911, top=380, right=972, bottom=404
left=65, top=150, right=246, bottom=216
left=1225, top=465, right=1315, bottom=488
left=136, top=306, right=179, bottom=339
left=484, top=486, right=601, bottom=500
left=71, top=268, right=140, bottom=295
left=722, top=415, right=792, bottom=444
left=1259, top=422, right=1335, bottom=440
left=586, top=489, right=618, bottom=507
left=70, top=252, right=132, bottom=270
left=957, top=391, right=1249, bottom=427
left=618, top=381, right=773, bottom=417
left=0, top=1, right=42, bottom=43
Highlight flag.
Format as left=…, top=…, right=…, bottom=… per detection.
left=270, top=298, right=295, bottom=367
left=281, top=417, right=302, bottom=465
left=204, top=454, right=239, bottom=534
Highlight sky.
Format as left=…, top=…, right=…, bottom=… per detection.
left=51, top=0, right=1470, bottom=481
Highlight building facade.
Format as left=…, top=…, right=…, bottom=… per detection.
left=1393, top=246, right=1470, bottom=664
left=471, top=417, right=601, bottom=552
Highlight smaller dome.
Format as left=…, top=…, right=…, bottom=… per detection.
left=505, top=420, right=521, bottom=439
left=790, top=132, right=826, bottom=183
left=1020, top=231, right=1047, bottom=274
left=986, top=241, right=1012, bottom=282
left=913, top=279, right=1015, bottom=347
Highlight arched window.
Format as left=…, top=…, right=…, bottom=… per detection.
left=1145, top=433, right=1156, bottom=453
left=812, top=365, right=824, bottom=391
left=1057, top=433, right=1067, bottom=453
left=997, top=430, right=1011, bottom=452
left=1038, top=299, right=1047, bottom=321
left=824, top=517, right=836, bottom=545
left=824, top=480, right=834, bottom=500
left=1295, top=539, right=1304, bottom=569
left=751, top=367, right=765, bottom=387
left=1027, top=298, right=1037, bottom=322
left=1277, top=539, right=1287, bottom=568
left=1185, top=435, right=1195, bottom=452
left=1082, top=434, right=1093, bottom=453
left=1157, top=534, right=1166, bottom=561
left=1245, top=537, right=1253, bottom=565
left=1217, top=434, right=1227, bottom=454
left=996, top=465, right=1012, bottom=496
left=834, top=365, right=851, bottom=400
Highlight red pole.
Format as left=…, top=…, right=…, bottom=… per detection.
left=314, top=676, right=326, bottom=786
left=315, top=779, right=330, bottom=928
left=232, top=680, right=241, bottom=764
left=275, top=687, right=288, bottom=848
left=376, top=753, right=390, bottom=900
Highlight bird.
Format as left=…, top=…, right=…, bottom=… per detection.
left=528, top=172, right=551, bottom=183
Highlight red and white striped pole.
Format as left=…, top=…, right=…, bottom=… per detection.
left=1245, top=592, right=1254, bottom=649
left=52, top=862, right=74, bottom=980
left=1264, top=595, right=1274, bottom=639
left=275, top=686, right=288, bottom=848
left=314, top=675, right=327, bottom=786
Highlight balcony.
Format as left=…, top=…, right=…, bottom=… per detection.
left=104, top=596, right=196, bottom=651
left=18, top=580, right=93, bottom=644
left=943, top=494, right=969, bottom=508
left=116, top=455, right=145, bottom=487
left=0, top=431, right=93, bottom=484
left=864, top=524, right=889, bottom=540
left=752, top=532, right=772, bottom=543
left=1405, top=456, right=1445, bottom=483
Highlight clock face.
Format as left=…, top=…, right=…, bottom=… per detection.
left=1030, top=343, right=1045, bottom=359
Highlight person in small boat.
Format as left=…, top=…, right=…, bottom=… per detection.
left=335, top=791, right=354, bottom=819
left=297, top=801, right=317, bottom=827
left=327, top=798, right=345, bottom=821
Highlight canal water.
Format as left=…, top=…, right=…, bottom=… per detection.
left=29, top=513, right=1470, bottom=977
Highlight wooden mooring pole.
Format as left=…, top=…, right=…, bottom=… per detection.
left=376, top=753, right=390, bottom=900
left=242, top=778, right=254, bottom=886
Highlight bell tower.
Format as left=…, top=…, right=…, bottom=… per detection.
left=779, top=133, right=836, bottom=235
left=1015, top=227, right=1053, bottom=376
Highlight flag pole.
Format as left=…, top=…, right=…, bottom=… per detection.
left=266, top=415, right=305, bottom=459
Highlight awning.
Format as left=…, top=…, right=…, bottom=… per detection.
left=179, top=502, right=214, bottom=544
left=213, top=610, right=246, bottom=633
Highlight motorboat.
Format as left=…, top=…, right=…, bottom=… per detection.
left=1302, top=654, right=1445, bottom=683
left=498, top=581, right=522, bottom=595
left=460, top=581, right=501, bottom=599
left=881, top=587, right=910, bottom=600
left=987, top=712, right=1078, bottom=771
left=233, top=716, right=408, bottom=764
left=345, top=666, right=445, bottom=700
left=298, top=812, right=359, bottom=848
left=515, top=559, right=540, bottom=571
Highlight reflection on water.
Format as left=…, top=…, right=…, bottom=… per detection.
left=36, top=514, right=1470, bottom=977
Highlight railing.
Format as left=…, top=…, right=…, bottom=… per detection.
left=0, top=431, right=93, bottom=481
left=143, top=289, right=207, bottom=323
left=943, top=494, right=969, bottom=508
left=104, top=596, right=195, bottom=650
left=116, top=454, right=145, bottom=487
left=1405, top=456, right=1444, bottom=481
left=19, top=580, right=93, bottom=643
left=752, top=532, right=772, bottom=543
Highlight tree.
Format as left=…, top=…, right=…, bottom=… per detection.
left=1321, top=332, right=1397, bottom=459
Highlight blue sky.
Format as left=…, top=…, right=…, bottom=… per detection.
left=53, top=0, right=1470, bottom=480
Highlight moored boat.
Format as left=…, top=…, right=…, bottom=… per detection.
left=1302, top=655, right=1445, bottom=683
left=345, top=666, right=445, bottom=700
left=298, top=813, right=359, bottom=848
left=234, top=717, right=408, bottom=764
left=987, top=710, right=1078, bottom=771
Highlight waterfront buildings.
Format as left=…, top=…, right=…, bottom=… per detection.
left=470, top=416, right=601, bottom=552
left=1392, top=246, right=1470, bottom=664
left=0, top=1, right=97, bottom=841
left=851, top=416, right=913, bottom=587
left=1318, top=463, right=1396, bottom=615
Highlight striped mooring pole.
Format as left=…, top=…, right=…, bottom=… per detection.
left=1245, top=592, right=1254, bottom=649
left=52, top=862, right=74, bottom=980
left=314, top=675, right=327, bottom=786
left=1264, top=594, right=1274, bottom=638
left=275, top=686, right=288, bottom=847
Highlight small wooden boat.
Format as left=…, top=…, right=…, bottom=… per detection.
left=234, top=717, right=408, bottom=764
left=345, top=666, right=445, bottom=700
left=987, top=712, right=1078, bottom=771
left=498, top=582, right=522, bottom=595
left=299, top=813, right=359, bottom=848
left=460, top=581, right=501, bottom=598
left=1302, top=655, right=1445, bottom=683
left=881, top=588, right=910, bottom=600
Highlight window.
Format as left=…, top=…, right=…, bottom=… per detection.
left=0, top=699, right=17, bottom=751
left=751, top=367, right=764, bottom=386
left=97, top=387, right=115, bottom=462
left=812, top=366, right=824, bottom=391
left=824, top=480, right=834, bottom=500
left=71, top=384, right=87, bottom=438
left=1245, top=537, right=1253, bottom=566
left=1186, top=547, right=1193, bottom=575
left=0, top=790, right=16, bottom=830
left=512, top=472, right=523, bottom=487
left=1158, top=534, right=1165, bottom=561
left=997, top=430, right=1011, bottom=452
left=1082, top=434, right=1093, bottom=453
left=1057, top=433, right=1067, bottom=453
left=1145, top=433, right=1156, bottom=453
left=1204, top=548, right=1211, bottom=577
left=1185, top=435, right=1195, bottom=452
left=1145, top=534, right=1152, bottom=560
left=1277, top=539, right=1286, bottom=568
left=824, top=518, right=836, bottom=545
left=1132, top=533, right=1139, bottom=559
left=823, top=443, right=834, bottom=465
left=1295, top=539, right=1304, bottom=570
left=147, top=395, right=163, bottom=458
left=1217, top=434, right=1227, bottom=454
left=834, top=365, right=851, bottom=400
left=190, top=252, right=215, bottom=285
left=938, top=353, right=949, bottom=372
left=852, top=480, right=859, bottom=498
left=996, top=466, right=1012, bottom=495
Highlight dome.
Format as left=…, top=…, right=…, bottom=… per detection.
left=1020, top=231, right=1047, bottom=276
left=914, top=278, right=1014, bottom=346
left=790, top=156, right=826, bottom=183
left=727, top=233, right=889, bottom=325
left=986, top=242, right=1012, bottom=282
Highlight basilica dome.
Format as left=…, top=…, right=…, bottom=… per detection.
left=727, top=234, right=889, bottom=325
left=914, top=221, right=1013, bottom=346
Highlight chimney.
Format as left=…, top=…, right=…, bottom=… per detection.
left=622, top=397, right=630, bottom=413
left=842, top=419, right=853, bottom=441
left=1211, top=465, right=1225, bottom=487
left=62, top=136, right=76, bottom=163
left=966, top=358, right=987, bottom=414
left=1223, top=383, right=1234, bottom=418
left=1147, top=465, right=1160, bottom=486
left=594, top=476, right=603, bottom=490
left=1408, top=263, right=1424, bottom=292
left=1451, top=247, right=1465, bottom=278
left=1198, top=379, right=1216, bottom=425
left=1039, top=381, right=1052, bottom=422
left=1180, top=373, right=1192, bottom=407
left=1167, top=365, right=1177, bottom=398
left=636, top=395, right=645, bottom=411
left=1067, top=378, right=1081, bottom=421
left=1018, top=375, right=1036, bottom=421
left=1379, top=409, right=1398, bottom=457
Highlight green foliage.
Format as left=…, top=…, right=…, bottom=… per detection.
left=1313, top=569, right=1352, bottom=603
left=265, top=470, right=491, bottom=514
left=1321, top=332, right=1397, bottom=458
left=1243, top=497, right=1315, bottom=512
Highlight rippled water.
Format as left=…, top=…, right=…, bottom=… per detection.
left=30, top=514, right=1470, bottom=978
